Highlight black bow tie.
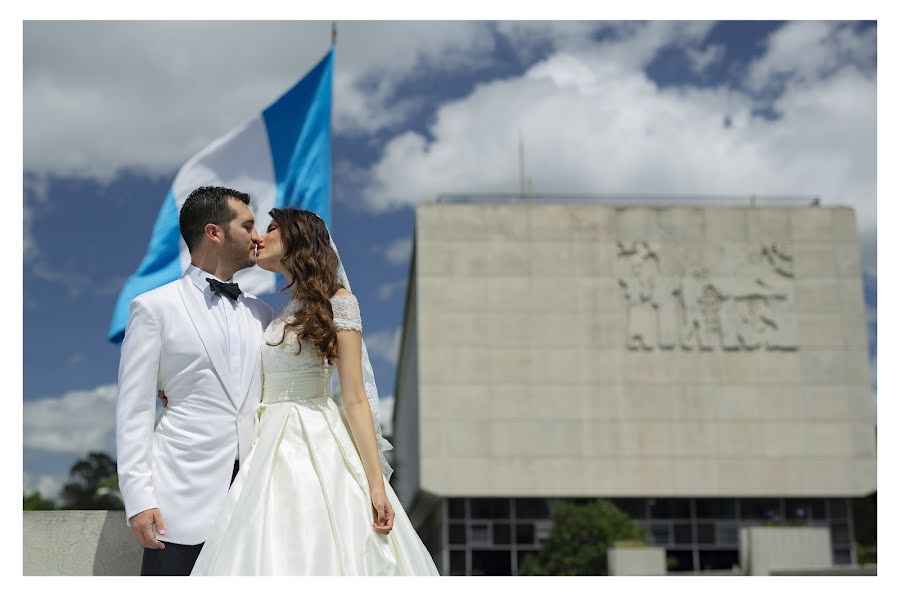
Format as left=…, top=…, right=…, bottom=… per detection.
left=206, top=278, right=242, bottom=301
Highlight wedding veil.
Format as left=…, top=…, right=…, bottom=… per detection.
left=325, top=229, right=394, bottom=481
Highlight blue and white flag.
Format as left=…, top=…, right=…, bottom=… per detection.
left=108, top=49, right=334, bottom=342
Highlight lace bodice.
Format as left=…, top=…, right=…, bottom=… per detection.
left=262, top=294, right=363, bottom=377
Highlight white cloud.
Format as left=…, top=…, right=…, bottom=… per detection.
left=746, top=21, right=876, bottom=92
left=24, top=384, right=118, bottom=455
left=23, top=21, right=720, bottom=183
left=378, top=395, right=395, bottom=437
left=333, top=22, right=496, bottom=135
left=590, top=21, right=716, bottom=72
left=30, top=261, right=93, bottom=296
left=366, top=327, right=402, bottom=367
left=376, top=279, right=407, bottom=301
left=23, top=174, right=53, bottom=266
left=493, top=21, right=607, bottom=62
left=23, top=21, right=495, bottom=181
left=23, top=470, right=66, bottom=502
left=27, top=261, right=125, bottom=298
left=686, top=43, right=725, bottom=74
left=66, top=353, right=87, bottom=366
left=363, top=22, right=876, bottom=279
left=24, top=174, right=52, bottom=202
left=385, top=236, right=412, bottom=266
left=23, top=202, right=39, bottom=265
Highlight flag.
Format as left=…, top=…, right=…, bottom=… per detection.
left=108, top=48, right=334, bottom=342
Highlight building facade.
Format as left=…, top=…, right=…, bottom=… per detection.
left=391, top=202, right=875, bottom=574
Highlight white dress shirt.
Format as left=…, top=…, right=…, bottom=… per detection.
left=185, top=265, right=246, bottom=398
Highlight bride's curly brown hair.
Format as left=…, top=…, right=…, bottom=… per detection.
left=266, top=207, right=345, bottom=364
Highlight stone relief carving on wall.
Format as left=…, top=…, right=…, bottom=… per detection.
left=617, top=241, right=797, bottom=351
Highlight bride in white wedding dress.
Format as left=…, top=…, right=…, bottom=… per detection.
left=190, top=208, right=439, bottom=576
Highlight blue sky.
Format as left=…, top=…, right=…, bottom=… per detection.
left=22, top=21, right=877, bottom=500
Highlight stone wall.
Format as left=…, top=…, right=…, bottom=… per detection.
left=608, top=545, right=667, bottom=575
left=24, top=511, right=142, bottom=576
left=739, top=526, right=832, bottom=575
left=411, top=203, right=875, bottom=497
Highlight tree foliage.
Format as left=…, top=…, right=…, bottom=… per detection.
left=23, top=491, right=57, bottom=511
left=59, top=451, right=124, bottom=510
left=518, top=499, right=651, bottom=575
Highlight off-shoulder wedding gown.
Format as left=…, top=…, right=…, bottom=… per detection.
left=191, top=294, right=439, bottom=575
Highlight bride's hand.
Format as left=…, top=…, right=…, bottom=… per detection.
left=370, top=488, right=394, bottom=535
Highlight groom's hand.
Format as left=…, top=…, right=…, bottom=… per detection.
left=157, top=390, right=168, bottom=408
left=129, top=508, right=167, bottom=549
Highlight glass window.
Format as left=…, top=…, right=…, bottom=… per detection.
left=494, top=523, right=511, bottom=545
left=535, top=521, right=553, bottom=546
left=695, top=498, right=736, bottom=519
left=697, top=523, right=716, bottom=545
left=449, top=550, right=467, bottom=575
left=649, top=498, right=691, bottom=519
left=830, top=521, right=850, bottom=545
left=515, top=498, right=551, bottom=519
left=612, top=498, right=647, bottom=519
left=516, top=523, right=535, bottom=545
left=471, top=523, right=490, bottom=545
left=739, top=498, right=782, bottom=520
left=472, top=550, right=512, bottom=576
left=673, top=523, right=693, bottom=545
left=786, top=499, right=813, bottom=521
left=717, top=523, right=738, bottom=546
left=666, top=549, right=694, bottom=572
left=650, top=523, right=671, bottom=546
left=828, top=498, right=848, bottom=519
left=448, top=498, right=466, bottom=520
left=833, top=547, right=851, bottom=565
left=699, top=549, right=739, bottom=571
left=810, top=498, right=827, bottom=520
left=470, top=498, right=510, bottom=519
left=449, top=523, right=466, bottom=545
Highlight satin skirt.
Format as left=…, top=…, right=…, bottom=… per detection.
left=190, top=394, right=439, bottom=575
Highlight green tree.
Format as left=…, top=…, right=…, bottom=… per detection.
left=60, top=451, right=124, bottom=510
left=23, top=491, right=57, bottom=511
left=518, top=499, right=651, bottom=575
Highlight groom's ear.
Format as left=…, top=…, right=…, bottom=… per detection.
left=204, top=222, right=224, bottom=246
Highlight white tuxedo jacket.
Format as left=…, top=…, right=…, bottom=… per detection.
left=115, top=273, right=273, bottom=545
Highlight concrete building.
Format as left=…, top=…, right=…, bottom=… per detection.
left=391, top=201, right=876, bottom=575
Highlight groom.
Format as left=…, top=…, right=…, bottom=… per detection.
left=116, top=186, right=273, bottom=575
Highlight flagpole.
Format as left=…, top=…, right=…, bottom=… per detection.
left=330, top=22, right=336, bottom=229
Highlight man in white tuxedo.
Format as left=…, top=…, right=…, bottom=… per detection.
left=116, top=186, right=273, bottom=575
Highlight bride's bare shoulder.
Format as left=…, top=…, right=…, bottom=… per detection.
left=331, top=287, right=353, bottom=300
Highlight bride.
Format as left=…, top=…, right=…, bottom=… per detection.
left=190, top=208, right=439, bottom=576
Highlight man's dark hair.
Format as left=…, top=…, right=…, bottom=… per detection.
left=179, top=186, right=251, bottom=252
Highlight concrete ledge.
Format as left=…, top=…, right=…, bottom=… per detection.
left=771, top=566, right=877, bottom=576
left=608, top=545, right=666, bottom=575
left=24, top=511, right=142, bottom=576
left=739, top=526, right=832, bottom=576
